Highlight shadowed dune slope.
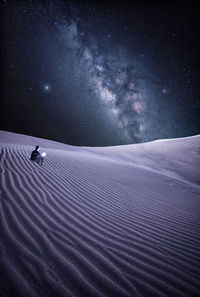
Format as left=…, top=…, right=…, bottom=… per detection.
left=0, top=130, right=200, bottom=297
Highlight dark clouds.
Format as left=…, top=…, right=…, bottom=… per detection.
left=1, top=1, right=199, bottom=146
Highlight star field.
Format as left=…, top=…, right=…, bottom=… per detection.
left=0, top=0, right=199, bottom=146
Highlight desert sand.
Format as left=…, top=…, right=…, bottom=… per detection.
left=0, top=130, right=200, bottom=297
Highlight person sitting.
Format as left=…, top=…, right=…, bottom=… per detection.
left=30, top=145, right=44, bottom=165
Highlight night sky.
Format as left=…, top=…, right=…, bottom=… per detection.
left=1, top=0, right=199, bottom=146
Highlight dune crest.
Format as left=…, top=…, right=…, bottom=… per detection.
left=0, top=131, right=200, bottom=297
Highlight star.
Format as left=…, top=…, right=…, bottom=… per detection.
left=44, top=85, right=50, bottom=91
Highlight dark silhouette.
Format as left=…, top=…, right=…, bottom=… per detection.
left=30, top=145, right=44, bottom=165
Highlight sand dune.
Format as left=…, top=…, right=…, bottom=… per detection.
left=0, top=130, right=200, bottom=297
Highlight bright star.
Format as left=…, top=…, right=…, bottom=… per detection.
left=44, top=85, right=50, bottom=91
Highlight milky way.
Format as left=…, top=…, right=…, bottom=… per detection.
left=54, top=19, right=154, bottom=143
left=1, top=1, right=199, bottom=146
